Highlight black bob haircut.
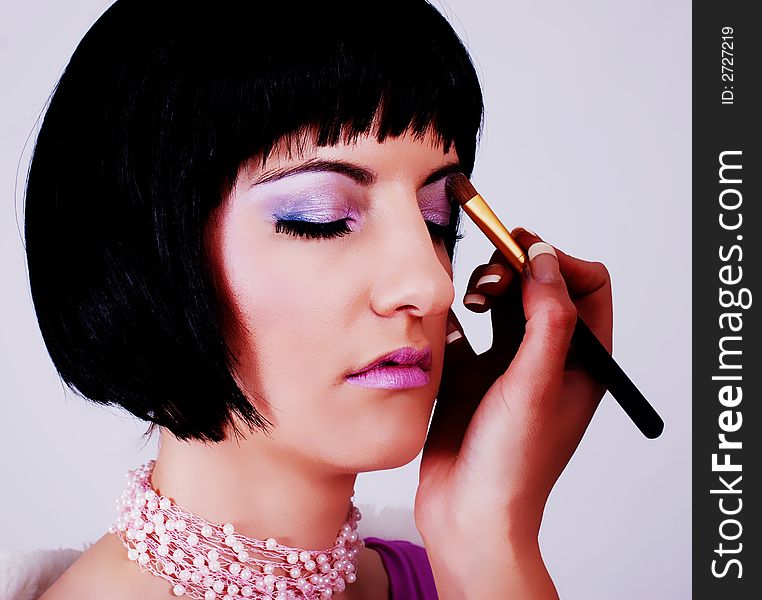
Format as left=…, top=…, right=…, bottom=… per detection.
left=24, top=0, right=484, bottom=443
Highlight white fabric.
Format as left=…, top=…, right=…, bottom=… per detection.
left=0, top=547, right=89, bottom=600
left=0, top=502, right=420, bottom=599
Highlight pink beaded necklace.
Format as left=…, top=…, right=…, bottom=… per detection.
left=110, top=461, right=364, bottom=599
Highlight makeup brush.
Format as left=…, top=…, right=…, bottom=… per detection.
left=445, top=173, right=664, bottom=439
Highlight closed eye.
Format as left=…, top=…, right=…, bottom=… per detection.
left=275, top=218, right=463, bottom=245
left=274, top=218, right=353, bottom=239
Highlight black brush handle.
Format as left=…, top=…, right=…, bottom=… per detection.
left=570, top=315, right=664, bottom=438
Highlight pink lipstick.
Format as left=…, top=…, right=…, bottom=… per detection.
left=346, top=346, right=432, bottom=390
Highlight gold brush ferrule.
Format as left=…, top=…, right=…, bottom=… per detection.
left=460, top=194, right=527, bottom=273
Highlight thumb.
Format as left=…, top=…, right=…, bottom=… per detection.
left=503, top=237, right=578, bottom=410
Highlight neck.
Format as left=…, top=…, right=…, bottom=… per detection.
left=150, top=428, right=358, bottom=551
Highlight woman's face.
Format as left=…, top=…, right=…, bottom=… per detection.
left=206, top=128, right=459, bottom=472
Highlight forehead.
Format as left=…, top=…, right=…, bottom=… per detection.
left=237, top=127, right=459, bottom=187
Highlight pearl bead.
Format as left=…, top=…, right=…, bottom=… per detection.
left=143, top=522, right=154, bottom=534
left=127, top=549, right=139, bottom=561
left=263, top=574, right=276, bottom=587
left=201, top=525, right=214, bottom=538
left=265, top=537, right=277, bottom=550
left=304, top=560, right=316, bottom=571
left=263, top=564, right=275, bottom=575
left=138, top=553, right=149, bottom=565
left=166, top=520, right=176, bottom=531
left=289, top=567, right=301, bottom=578
left=228, top=563, right=241, bottom=576
left=203, top=576, right=214, bottom=587
left=173, top=549, right=186, bottom=562
left=276, top=580, right=287, bottom=591
left=345, top=573, right=356, bottom=583
left=160, top=498, right=171, bottom=510
left=207, top=550, right=219, bottom=562
left=237, top=551, right=249, bottom=562
left=299, top=551, right=311, bottom=562
left=287, top=552, right=299, bottom=564
left=157, top=545, right=169, bottom=556
left=164, top=563, right=176, bottom=575
left=204, top=591, right=216, bottom=600
left=316, top=553, right=328, bottom=564
left=241, top=586, right=253, bottom=597
left=232, top=542, right=244, bottom=554
left=187, top=533, right=199, bottom=546
left=191, top=572, right=202, bottom=583
left=136, top=542, right=147, bottom=553
left=225, top=535, right=236, bottom=546
left=172, top=584, right=185, bottom=596
left=213, top=580, right=225, bottom=593
left=223, top=523, right=235, bottom=535
left=240, top=568, right=252, bottom=580
left=227, top=584, right=239, bottom=595
left=209, top=561, right=220, bottom=572
left=179, top=570, right=191, bottom=581
left=175, top=519, right=187, bottom=531
left=193, top=556, right=205, bottom=568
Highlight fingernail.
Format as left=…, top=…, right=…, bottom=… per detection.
left=446, top=316, right=463, bottom=344
left=476, top=273, right=502, bottom=288
left=446, top=329, right=463, bottom=344
left=463, top=292, right=487, bottom=307
left=527, top=242, right=560, bottom=283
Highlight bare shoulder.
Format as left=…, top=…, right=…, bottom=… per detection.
left=40, top=533, right=155, bottom=600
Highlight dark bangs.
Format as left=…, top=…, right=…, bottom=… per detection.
left=23, top=0, right=484, bottom=442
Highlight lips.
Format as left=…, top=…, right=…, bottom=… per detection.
left=349, top=345, right=432, bottom=377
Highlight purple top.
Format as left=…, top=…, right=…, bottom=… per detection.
left=364, top=537, right=439, bottom=600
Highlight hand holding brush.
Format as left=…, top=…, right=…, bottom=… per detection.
left=443, top=173, right=664, bottom=439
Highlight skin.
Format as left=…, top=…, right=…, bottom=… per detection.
left=41, top=126, right=613, bottom=599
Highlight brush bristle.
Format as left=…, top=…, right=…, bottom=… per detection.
left=445, top=172, right=478, bottom=206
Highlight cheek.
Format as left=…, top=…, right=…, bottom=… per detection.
left=219, top=218, right=354, bottom=407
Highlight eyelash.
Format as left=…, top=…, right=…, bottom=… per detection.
left=274, top=218, right=465, bottom=244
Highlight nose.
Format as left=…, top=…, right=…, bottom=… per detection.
left=368, top=196, right=455, bottom=319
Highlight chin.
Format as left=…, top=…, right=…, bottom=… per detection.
left=340, top=412, right=432, bottom=473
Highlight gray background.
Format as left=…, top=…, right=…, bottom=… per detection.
left=0, top=1, right=690, bottom=598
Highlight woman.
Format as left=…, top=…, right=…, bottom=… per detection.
left=25, top=0, right=611, bottom=598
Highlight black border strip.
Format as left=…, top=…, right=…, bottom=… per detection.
left=693, top=2, right=762, bottom=597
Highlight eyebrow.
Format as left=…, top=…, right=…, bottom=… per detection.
left=250, top=158, right=464, bottom=189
